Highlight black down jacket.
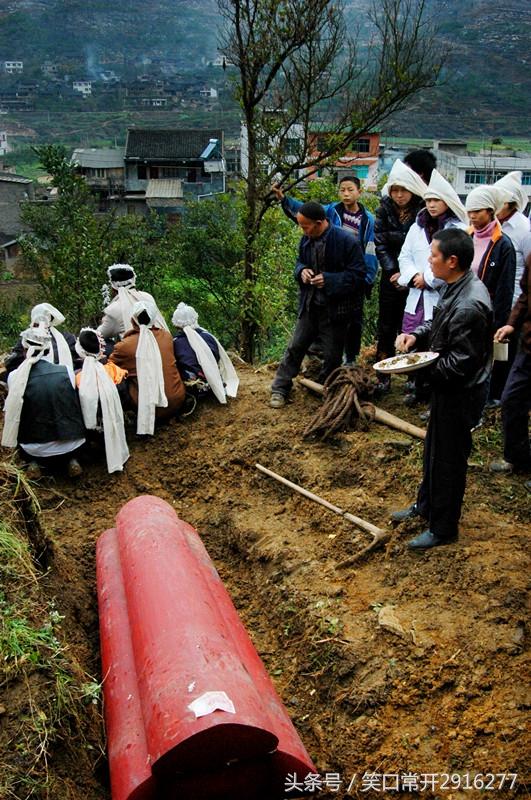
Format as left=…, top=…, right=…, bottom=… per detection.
left=412, top=270, right=493, bottom=393
left=374, top=195, right=424, bottom=273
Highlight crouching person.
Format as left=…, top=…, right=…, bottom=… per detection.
left=171, top=302, right=239, bottom=403
left=108, top=300, right=185, bottom=435
left=75, top=329, right=130, bottom=474
left=2, top=326, right=86, bottom=479
left=392, top=228, right=493, bottom=549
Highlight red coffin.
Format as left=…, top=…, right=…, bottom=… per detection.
left=96, top=495, right=316, bottom=799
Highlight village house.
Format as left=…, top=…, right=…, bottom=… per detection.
left=307, top=130, right=381, bottom=188
left=3, top=61, right=23, bottom=74
left=71, top=147, right=125, bottom=210
left=433, top=140, right=531, bottom=204
left=0, top=131, right=9, bottom=156
left=122, top=127, right=225, bottom=219
left=0, top=170, right=34, bottom=277
left=240, top=113, right=306, bottom=181
left=199, top=87, right=218, bottom=100
left=72, top=80, right=92, bottom=97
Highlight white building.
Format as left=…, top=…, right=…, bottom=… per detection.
left=72, top=80, right=92, bottom=96
left=4, top=61, right=23, bottom=74
left=200, top=87, right=218, bottom=100
left=240, top=117, right=306, bottom=180
left=0, top=131, right=9, bottom=156
left=433, top=140, right=531, bottom=203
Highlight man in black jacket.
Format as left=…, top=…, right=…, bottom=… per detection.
left=270, top=201, right=366, bottom=407
left=392, top=228, right=493, bottom=549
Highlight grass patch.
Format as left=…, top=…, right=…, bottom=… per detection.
left=0, top=462, right=104, bottom=800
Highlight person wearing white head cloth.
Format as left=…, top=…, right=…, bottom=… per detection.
left=381, top=158, right=429, bottom=200
left=374, top=160, right=427, bottom=390
left=2, top=326, right=86, bottom=479
left=2, top=302, right=77, bottom=377
left=494, top=171, right=531, bottom=305
left=466, top=184, right=517, bottom=405
left=75, top=329, right=129, bottom=473
left=465, top=185, right=516, bottom=331
left=171, top=302, right=239, bottom=404
left=98, top=263, right=169, bottom=341
left=395, top=170, right=468, bottom=404
left=108, top=299, right=185, bottom=434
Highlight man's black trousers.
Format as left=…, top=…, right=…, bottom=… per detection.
left=376, top=270, right=407, bottom=359
left=501, top=351, right=531, bottom=469
left=272, top=304, right=346, bottom=396
left=416, top=384, right=487, bottom=540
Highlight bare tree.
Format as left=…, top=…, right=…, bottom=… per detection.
left=218, top=0, right=443, bottom=361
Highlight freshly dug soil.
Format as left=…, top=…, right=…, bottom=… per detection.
left=2, top=362, right=530, bottom=799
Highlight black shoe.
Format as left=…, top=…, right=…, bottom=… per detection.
left=390, top=503, right=419, bottom=523
left=407, top=530, right=457, bottom=550
left=375, top=374, right=391, bottom=393
left=403, top=393, right=419, bottom=407
left=485, top=399, right=502, bottom=410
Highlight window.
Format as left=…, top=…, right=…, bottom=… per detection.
left=137, top=165, right=147, bottom=180
left=522, top=172, right=531, bottom=186
left=316, top=135, right=330, bottom=153
left=161, top=167, right=181, bottom=178
left=355, top=138, right=370, bottom=153
left=150, top=166, right=159, bottom=179
left=354, top=165, right=369, bottom=179
left=284, top=138, right=300, bottom=156
left=464, top=169, right=508, bottom=184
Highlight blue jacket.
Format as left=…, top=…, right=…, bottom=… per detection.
left=173, top=328, right=220, bottom=378
left=281, top=195, right=378, bottom=285
left=295, top=225, right=366, bottom=321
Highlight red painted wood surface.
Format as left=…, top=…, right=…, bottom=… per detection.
left=97, top=496, right=316, bottom=799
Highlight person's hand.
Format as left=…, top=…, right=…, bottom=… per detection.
left=412, top=273, right=426, bottom=289
left=390, top=272, right=400, bottom=285
left=395, top=333, right=417, bottom=353
left=271, top=183, right=284, bottom=201
left=309, top=273, right=324, bottom=288
left=301, top=268, right=314, bottom=284
left=494, top=324, right=514, bottom=342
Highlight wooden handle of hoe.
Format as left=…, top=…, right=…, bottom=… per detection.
left=298, top=377, right=426, bottom=440
left=255, top=463, right=385, bottom=538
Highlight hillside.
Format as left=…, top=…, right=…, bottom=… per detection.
left=0, top=361, right=529, bottom=798
left=0, top=0, right=530, bottom=137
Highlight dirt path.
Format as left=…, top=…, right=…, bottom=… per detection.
left=22, top=364, right=531, bottom=798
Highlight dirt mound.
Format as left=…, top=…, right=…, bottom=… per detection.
left=2, top=363, right=529, bottom=799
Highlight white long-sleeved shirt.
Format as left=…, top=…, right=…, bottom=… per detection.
left=398, top=217, right=467, bottom=322
left=501, top=211, right=531, bottom=305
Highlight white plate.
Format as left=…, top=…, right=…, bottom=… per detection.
left=373, top=351, right=439, bottom=374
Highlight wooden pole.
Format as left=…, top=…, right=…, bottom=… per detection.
left=255, top=463, right=390, bottom=560
left=298, top=377, right=426, bottom=440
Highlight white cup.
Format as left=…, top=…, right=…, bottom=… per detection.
left=493, top=340, right=508, bottom=361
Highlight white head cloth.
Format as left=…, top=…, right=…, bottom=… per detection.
left=493, top=171, right=528, bottom=213
left=75, top=329, right=129, bottom=473
left=2, top=326, right=52, bottom=448
left=465, top=185, right=506, bottom=213
left=171, top=302, right=239, bottom=404
left=107, top=263, right=169, bottom=335
left=424, top=169, right=467, bottom=223
left=132, top=300, right=167, bottom=435
left=30, top=302, right=73, bottom=370
left=383, top=159, right=428, bottom=199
